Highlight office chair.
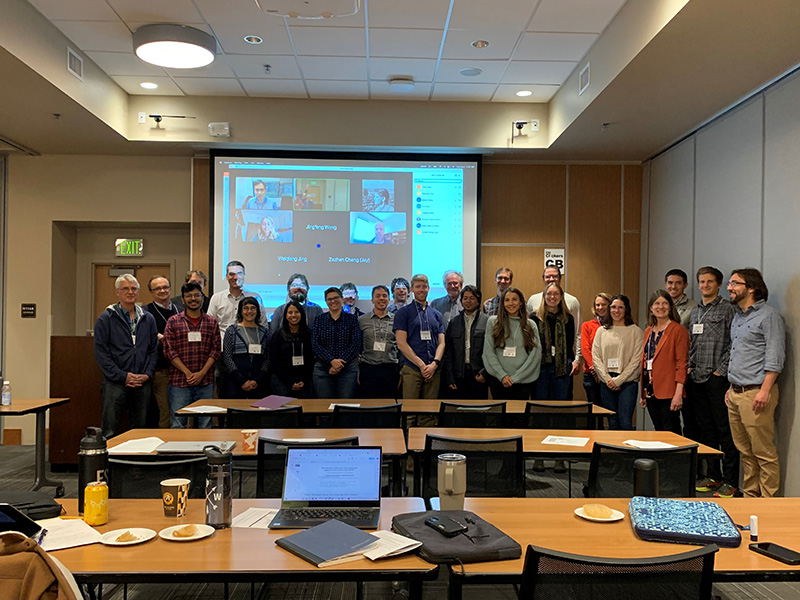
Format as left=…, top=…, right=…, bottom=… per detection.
left=108, top=456, right=206, bottom=499
left=331, top=403, right=402, bottom=428
left=438, top=401, right=507, bottom=428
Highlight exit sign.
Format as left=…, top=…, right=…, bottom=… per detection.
left=115, top=238, right=144, bottom=257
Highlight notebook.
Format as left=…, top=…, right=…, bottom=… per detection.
left=269, top=446, right=382, bottom=530
left=155, top=441, right=236, bottom=454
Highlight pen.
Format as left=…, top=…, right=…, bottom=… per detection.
left=59, top=516, right=85, bottom=520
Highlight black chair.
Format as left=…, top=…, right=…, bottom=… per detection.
left=224, top=405, right=302, bottom=428
left=421, top=434, right=524, bottom=507
left=586, top=442, right=698, bottom=498
left=255, top=436, right=359, bottom=498
left=331, top=403, right=402, bottom=428
left=438, top=401, right=507, bottom=428
left=518, top=543, right=717, bottom=600
left=523, top=401, right=593, bottom=429
left=108, top=456, right=206, bottom=499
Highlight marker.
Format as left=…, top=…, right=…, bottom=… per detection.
left=750, top=515, right=758, bottom=542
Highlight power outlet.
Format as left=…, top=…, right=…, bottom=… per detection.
left=138, top=112, right=146, bottom=124
left=530, top=119, right=540, bottom=132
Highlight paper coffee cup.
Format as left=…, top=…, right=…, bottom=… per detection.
left=161, top=478, right=190, bottom=517
left=241, top=429, right=258, bottom=453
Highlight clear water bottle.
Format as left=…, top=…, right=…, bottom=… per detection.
left=1, top=381, right=10, bottom=406
left=203, top=445, right=232, bottom=529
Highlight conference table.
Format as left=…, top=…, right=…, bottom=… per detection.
left=0, top=397, right=70, bottom=496
left=52, top=498, right=438, bottom=598
left=445, top=497, right=800, bottom=600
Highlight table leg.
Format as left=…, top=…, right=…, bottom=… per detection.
left=30, top=410, right=64, bottom=496
left=408, top=580, right=422, bottom=600
left=392, top=456, right=403, bottom=497
left=447, top=572, right=462, bottom=600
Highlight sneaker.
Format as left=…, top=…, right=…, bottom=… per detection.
left=532, top=460, right=545, bottom=472
left=714, top=483, right=738, bottom=498
left=553, top=460, right=567, bottom=474
left=695, top=478, right=722, bottom=492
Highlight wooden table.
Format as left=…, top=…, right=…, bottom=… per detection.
left=53, top=498, right=438, bottom=597
left=446, top=497, right=800, bottom=600
left=0, top=398, right=70, bottom=495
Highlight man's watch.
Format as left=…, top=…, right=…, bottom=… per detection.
left=433, top=358, right=441, bottom=365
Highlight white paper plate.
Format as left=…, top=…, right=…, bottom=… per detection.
left=574, top=507, right=625, bottom=523
left=158, top=523, right=215, bottom=542
left=99, top=528, right=156, bottom=546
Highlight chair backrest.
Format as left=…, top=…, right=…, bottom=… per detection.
left=519, top=543, right=717, bottom=600
left=108, top=456, right=207, bottom=499
left=421, top=434, right=524, bottom=502
left=524, top=401, right=593, bottom=430
left=225, top=405, right=302, bottom=429
left=438, top=401, right=507, bottom=428
left=331, top=403, right=402, bottom=428
left=586, top=442, right=698, bottom=498
left=255, top=436, right=359, bottom=498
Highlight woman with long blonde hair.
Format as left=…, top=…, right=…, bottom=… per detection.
left=533, top=283, right=578, bottom=400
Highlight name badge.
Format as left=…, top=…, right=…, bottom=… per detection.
left=292, top=356, right=304, bottom=366
left=420, top=330, right=432, bottom=341
left=188, top=331, right=201, bottom=342
left=608, top=358, right=620, bottom=370
left=503, top=346, right=517, bottom=357
left=693, top=323, right=704, bottom=335
left=248, top=343, right=262, bottom=354
left=646, top=359, right=653, bottom=371
left=374, top=341, right=386, bottom=352
left=551, top=346, right=556, bottom=357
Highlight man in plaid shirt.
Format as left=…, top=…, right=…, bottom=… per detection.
left=163, top=281, right=221, bottom=428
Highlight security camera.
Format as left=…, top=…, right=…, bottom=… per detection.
left=149, top=114, right=163, bottom=123
left=514, top=121, right=527, bottom=131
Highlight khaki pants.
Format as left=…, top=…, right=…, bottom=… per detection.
left=727, top=385, right=780, bottom=497
left=152, top=367, right=171, bottom=429
left=401, top=365, right=440, bottom=400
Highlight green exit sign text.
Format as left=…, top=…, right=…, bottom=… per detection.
left=115, top=238, right=144, bottom=257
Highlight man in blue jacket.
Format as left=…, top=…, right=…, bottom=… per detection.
left=94, top=274, right=158, bottom=438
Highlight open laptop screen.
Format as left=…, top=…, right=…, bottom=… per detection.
left=282, top=447, right=381, bottom=503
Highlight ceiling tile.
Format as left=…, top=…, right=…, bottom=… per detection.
left=514, top=32, right=597, bottom=61
left=284, top=11, right=364, bottom=27
left=369, top=28, right=444, bottom=59
left=226, top=54, right=301, bottom=79
left=442, top=29, right=520, bottom=60
left=493, top=83, right=559, bottom=102
left=501, top=60, right=576, bottom=85
left=297, top=56, right=366, bottom=80
left=173, top=78, right=246, bottom=95
left=369, top=81, right=432, bottom=100
left=110, top=75, right=185, bottom=95
left=166, top=59, right=237, bottom=78
left=369, top=57, right=436, bottom=82
left=27, top=0, right=119, bottom=21
left=193, top=0, right=274, bottom=24
left=528, top=0, right=626, bottom=33
left=448, top=0, right=536, bottom=29
left=52, top=20, right=133, bottom=53
left=435, top=59, right=508, bottom=84
left=306, top=80, right=368, bottom=99
left=431, top=82, right=496, bottom=101
left=86, top=51, right=167, bottom=76
left=210, top=22, right=293, bottom=55
left=368, top=0, right=450, bottom=29
left=290, top=26, right=365, bottom=56
left=106, top=0, right=203, bottom=25
left=240, top=78, right=308, bottom=97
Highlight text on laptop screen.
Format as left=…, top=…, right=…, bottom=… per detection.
left=283, top=447, right=381, bottom=502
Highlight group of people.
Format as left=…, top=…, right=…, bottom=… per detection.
left=94, top=260, right=785, bottom=499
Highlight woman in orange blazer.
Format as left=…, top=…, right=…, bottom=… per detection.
left=640, top=289, right=689, bottom=434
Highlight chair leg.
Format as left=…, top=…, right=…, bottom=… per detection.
left=568, top=462, right=572, bottom=498
left=355, top=581, right=364, bottom=600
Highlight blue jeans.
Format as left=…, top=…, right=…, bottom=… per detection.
left=582, top=372, right=602, bottom=406
left=312, top=361, right=358, bottom=399
left=533, top=364, right=570, bottom=400
left=168, top=383, right=214, bottom=428
left=599, top=380, right=638, bottom=430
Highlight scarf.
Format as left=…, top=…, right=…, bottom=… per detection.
left=540, top=311, right=568, bottom=377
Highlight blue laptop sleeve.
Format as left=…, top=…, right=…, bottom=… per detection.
left=628, top=496, right=741, bottom=548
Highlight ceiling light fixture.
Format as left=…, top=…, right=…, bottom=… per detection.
left=471, top=40, right=489, bottom=49
left=244, top=35, right=263, bottom=45
left=388, top=77, right=415, bottom=93
left=133, top=24, right=216, bottom=69
left=516, top=90, right=533, bottom=97
left=140, top=82, right=159, bottom=90
left=459, top=68, right=482, bottom=77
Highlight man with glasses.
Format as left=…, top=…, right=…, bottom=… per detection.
left=208, top=260, right=263, bottom=340
left=483, top=267, right=513, bottom=316
left=726, top=268, right=785, bottom=497
left=171, top=270, right=210, bottom=313
left=269, top=272, right=323, bottom=333
left=145, top=275, right=179, bottom=428
left=311, top=287, right=362, bottom=398
left=94, top=274, right=158, bottom=438
left=340, top=282, right=364, bottom=317
left=163, top=282, right=221, bottom=428
left=388, top=277, right=410, bottom=315
left=430, top=270, right=464, bottom=328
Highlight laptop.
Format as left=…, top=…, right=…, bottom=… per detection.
left=155, top=441, right=236, bottom=454
left=269, top=446, right=382, bottom=530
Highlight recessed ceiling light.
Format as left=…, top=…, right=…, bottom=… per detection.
left=459, top=68, right=482, bottom=77
left=471, top=40, right=489, bottom=49
left=388, top=77, right=415, bottom=93
left=140, top=82, right=159, bottom=90
left=516, top=90, right=533, bottom=97
left=133, top=24, right=216, bottom=69
left=244, top=35, right=263, bottom=45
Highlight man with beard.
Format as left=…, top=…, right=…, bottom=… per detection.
left=269, top=272, right=323, bottom=334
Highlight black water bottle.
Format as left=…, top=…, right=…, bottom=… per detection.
left=78, top=427, right=108, bottom=515
left=204, top=445, right=232, bottom=529
left=633, top=458, right=659, bottom=497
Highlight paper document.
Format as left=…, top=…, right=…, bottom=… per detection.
left=624, top=440, right=677, bottom=449
left=329, top=403, right=361, bottom=410
left=182, top=405, right=227, bottom=413
left=363, top=530, right=422, bottom=560
left=37, top=518, right=101, bottom=551
left=541, top=435, right=589, bottom=447
left=282, top=438, right=326, bottom=443
left=108, top=437, right=164, bottom=454
left=232, top=508, right=278, bottom=529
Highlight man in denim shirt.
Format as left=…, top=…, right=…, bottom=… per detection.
left=726, top=268, right=785, bottom=497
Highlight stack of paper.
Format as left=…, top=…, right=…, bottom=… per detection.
left=108, top=437, right=164, bottom=454
left=37, top=518, right=102, bottom=551
left=624, top=440, right=677, bottom=449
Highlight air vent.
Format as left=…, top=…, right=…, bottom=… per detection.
left=255, top=0, right=359, bottom=18
left=578, top=63, right=590, bottom=95
left=67, top=47, right=83, bottom=81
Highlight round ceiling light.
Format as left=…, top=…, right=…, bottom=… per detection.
left=459, top=68, right=482, bottom=77
left=388, top=77, right=415, bottom=93
left=133, top=24, right=216, bottom=69
left=516, top=90, right=533, bottom=97
left=139, top=82, right=159, bottom=90
left=471, top=40, right=489, bottom=49
left=244, top=35, right=263, bottom=45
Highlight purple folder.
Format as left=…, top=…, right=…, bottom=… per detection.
left=250, top=395, right=295, bottom=410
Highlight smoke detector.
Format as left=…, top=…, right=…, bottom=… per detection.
left=255, top=0, right=360, bottom=19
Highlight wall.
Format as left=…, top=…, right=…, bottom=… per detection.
left=641, top=70, right=800, bottom=495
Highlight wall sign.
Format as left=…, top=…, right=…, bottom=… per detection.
left=544, top=248, right=565, bottom=275
left=21, top=303, right=36, bottom=318
left=116, top=238, right=144, bottom=257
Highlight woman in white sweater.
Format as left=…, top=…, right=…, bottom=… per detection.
left=591, top=294, right=643, bottom=430
left=483, top=288, right=541, bottom=400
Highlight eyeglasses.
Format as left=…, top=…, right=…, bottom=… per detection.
left=325, top=296, right=342, bottom=304
left=118, top=286, right=138, bottom=293
left=150, top=286, right=170, bottom=292
left=496, top=276, right=511, bottom=282
left=727, top=280, right=746, bottom=287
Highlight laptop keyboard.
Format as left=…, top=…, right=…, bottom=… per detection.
left=281, top=508, right=376, bottom=521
